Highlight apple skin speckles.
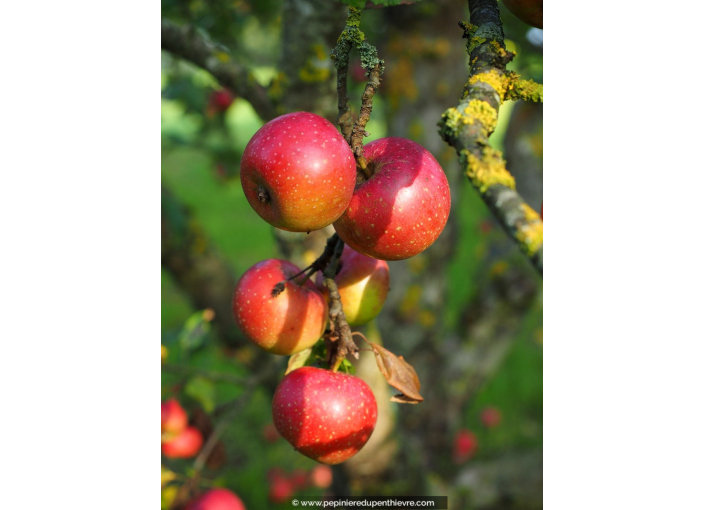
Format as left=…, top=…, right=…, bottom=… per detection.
left=333, top=137, right=451, bottom=261
left=232, top=259, right=328, bottom=356
left=240, top=112, right=357, bottom=233
left=272, top=366, right=378, bottom=465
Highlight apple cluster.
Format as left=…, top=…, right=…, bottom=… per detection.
left=232, top=110, right=449, bottom=465
left=161, top=398, right=203, bottom=459
left=240, top=111, right=451, bottom=260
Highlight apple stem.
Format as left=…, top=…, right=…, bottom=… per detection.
left=270, top=234, right=343, bottom=297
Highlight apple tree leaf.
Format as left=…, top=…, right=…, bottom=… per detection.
left=184, top=376, right=215, bottom=413
left=286, top=347, right=314, bottom=375
left=178, top=309, right=215, bottom=352
left=368, top=342, right=423, bottom=404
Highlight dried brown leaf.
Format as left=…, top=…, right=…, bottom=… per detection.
left=368, top=343, right=423, bottom=404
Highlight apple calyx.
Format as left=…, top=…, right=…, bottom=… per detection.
left=256, top=186, right=271, bottom=204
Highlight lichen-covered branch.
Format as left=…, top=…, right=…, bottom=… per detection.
left=331, top=7, right=385, bottom=179
left=438, top=0, right=543, bottom=275
left=161, top=19, right=278, bottom=122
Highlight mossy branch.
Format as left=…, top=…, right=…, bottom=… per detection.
left=331, top=7, right=385, bottom=179
left=438, top=0, right=543, bottom=275
left=161, top=19, right=278, bottom=122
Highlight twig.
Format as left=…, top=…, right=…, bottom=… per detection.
left=330, top=7, right=385, bottom=179
left=161, top=19, right=278, bottom=122
left=438, top=0, right=543, bottom=275
left=322, top=237, right=359, bottom=371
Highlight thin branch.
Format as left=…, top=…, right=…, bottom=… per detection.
left=438, top=0, right=543, bottom=275
left=322, top=237, right=359, bottom=371
left=330, top=7, right=385, bottom=179
left=161, top=19, right=278, bottom=122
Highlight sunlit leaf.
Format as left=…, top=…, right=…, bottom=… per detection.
left=286, top=347, right=313, bottom=375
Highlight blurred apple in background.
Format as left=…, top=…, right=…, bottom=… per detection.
left=162, top=426, right=203, bottom=459
left=310, top=465, right=333, bottom=489
left=453, top=429, right=478, bottom=464
left=161, top=398, right=188, bottom=438
left=185, top=488, right=246, bottom=510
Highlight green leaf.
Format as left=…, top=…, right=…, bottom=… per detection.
left=339, top=358, right=356, bottom=375
left=178, top=309, right=213, bottom=352
left=286, top=347, right=313, bottom=375
left=184, top=376, right=216, bottom=413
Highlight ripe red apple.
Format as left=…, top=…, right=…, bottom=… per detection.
left=315, top=246, right=389, bottom=326
left=185, top=488, right=246, bottom=510
left=453, top=429, right=478, bottom=464
left=480, top=407, right=502, bottom=428
left=503, top=0, right=542, bottom=29
left=333, top=137, right=451, bottom=261
left=240, top=112, right=357, bottom=232
left=310, top=465, right=333, bottom=489
left=272, top=366, right=377, bottom=465
left=232, top=259, right=328, bottom=355
left=162, top=426, right=203, bottom=459
left=161, top=398, right=188, bottom=436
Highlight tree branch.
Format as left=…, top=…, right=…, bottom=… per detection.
left=161, top=18, right=278, bottom=122
left=438, top=0, right=543, bottom=275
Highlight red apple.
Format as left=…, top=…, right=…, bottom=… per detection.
left=310, top=465, right=333, bottom=489
left=333, top=137, right=451, bottom=261
left=161, top=398, right=188, bottom=436
left=185, top=488, right=246, bottom=510
left=480, top=407, right=502, bottom=428
left=453, top=429, right=478, bottom=464
left=315, top=246, right=389, bottom=326
left=240, top=112, right=357, bottom=232
left=232, top=259, right=328, bottom=355
left=503, top=0, right=542, bottom=29
left=272, top=366, right=377, bottom=465
left=162, top=426, right=203, bottom=459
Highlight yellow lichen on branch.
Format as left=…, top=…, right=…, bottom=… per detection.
left=516, top=204, right=543, bottom=256
left=461, top=148, right=515, bottom=192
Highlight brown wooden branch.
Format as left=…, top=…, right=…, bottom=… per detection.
left=321, top=237, right=359, bottom=371
left=438, top=0, right=543, bottom=275
left=350, top=64, right=382, bottom=179
left=161, top=19, right=278, bottom=122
